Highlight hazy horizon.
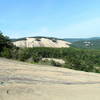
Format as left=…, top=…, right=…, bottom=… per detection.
left=9, top=35, right=100, bottom=39
left=0, top=0, right=100, bottom=38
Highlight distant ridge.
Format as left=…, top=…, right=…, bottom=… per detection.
left=64, top=37, right=100, bottom=42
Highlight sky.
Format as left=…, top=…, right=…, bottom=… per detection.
left=0, top=0, right=100, bottom=38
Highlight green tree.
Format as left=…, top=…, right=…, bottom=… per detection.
left=1, top=48, right=12, bottom=58
left=0, top=32, right=13, bottom=53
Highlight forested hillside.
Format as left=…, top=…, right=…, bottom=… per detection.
left=72, top=39, right=100, bottom=49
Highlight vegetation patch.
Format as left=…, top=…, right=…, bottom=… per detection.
left=35, top=38, right=41, bottom=41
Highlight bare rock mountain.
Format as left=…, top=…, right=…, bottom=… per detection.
left=13, top=37, right=71, bottom=48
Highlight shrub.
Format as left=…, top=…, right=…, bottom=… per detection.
left=11, top=47, right=19, bottom=59
left=17, top=48, right=32, bottom=61
left=32, top=53, right=42, bottom=62
left=35, top=38, right=41, bottom=41
left=1, top=48, right=12, bottom=58
left=52, top=39, right=57, bottom=43
left=0, top=32, right=13, bottom=52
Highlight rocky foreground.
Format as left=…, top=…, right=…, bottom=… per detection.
left=0, top=58, right=100, bottom=100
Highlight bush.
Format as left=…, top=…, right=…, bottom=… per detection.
left=52, top=39, right=57, bottom=43
left=11, top=47, right=19, bottom=59
left=17, top=48, right=32, bottom=61
left=35, top=38, right=41, bottom=41
left=1, top=48, right=12, bottom=58
left=0, top=32, right=13, bottom=53
left=32, top=53, right=42, bottom=62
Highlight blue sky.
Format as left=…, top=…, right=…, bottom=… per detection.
left=0, top=0, right=100, bottom=38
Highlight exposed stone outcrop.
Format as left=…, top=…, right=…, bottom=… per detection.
left=13, top=37, right=71, bottom=48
